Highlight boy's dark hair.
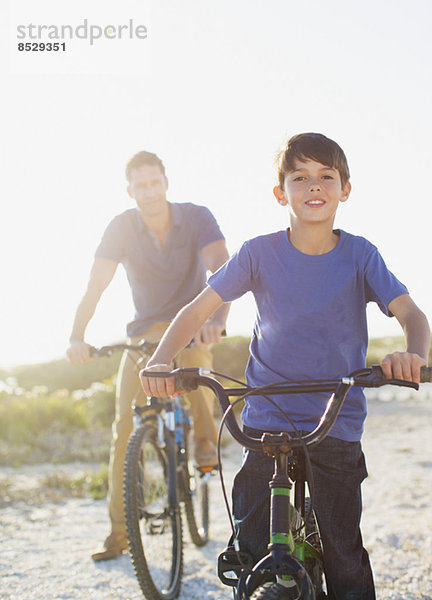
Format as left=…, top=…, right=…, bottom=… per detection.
left=125, top=151, right=166, bottom=182
left=276, top=133, right=350, bottom=188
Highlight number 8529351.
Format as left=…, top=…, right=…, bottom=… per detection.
left=18, top=42, right=66, bottom=51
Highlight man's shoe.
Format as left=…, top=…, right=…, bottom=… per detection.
left=91, top=531, right=128, bottom=561
left=194, top=437, right=218, bottom=468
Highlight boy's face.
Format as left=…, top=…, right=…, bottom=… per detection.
left=274, top=158, right=351, bottom=227
left=127, top=164, right=169, bottom=218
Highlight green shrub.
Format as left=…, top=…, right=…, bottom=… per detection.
left=212, top=336, right=250, bottom=383
left=9, top=354, right=121, bottom=393
left=366, top=336, right=405, bottom=366
left=0, top=385, right=114, bottom=466
left=39, top=463, right=109, bottom=499
left=86, top=463, right=109, bottom=499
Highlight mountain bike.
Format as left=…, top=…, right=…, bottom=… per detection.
left=143, top=364, right=432, bottom=600
left=91, top=341, right=212, bottom=600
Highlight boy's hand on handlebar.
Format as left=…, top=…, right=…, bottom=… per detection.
left=193, top=321, right=225, bottom=346
left=380, top=351, right=427, bottom=383
left=67, top=341, right=93, bottom=365
left=140, top=363, right=181, bottom=398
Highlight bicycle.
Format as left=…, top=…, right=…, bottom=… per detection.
left=143, top=364, right=432, bottom=600
left=90, top=341, right=213, bottom=600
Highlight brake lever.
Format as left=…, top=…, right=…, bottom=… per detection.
left=353, top=365, right=419, bottom=390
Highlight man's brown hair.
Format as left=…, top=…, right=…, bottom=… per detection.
left=125, top=151, right=166, bottom=182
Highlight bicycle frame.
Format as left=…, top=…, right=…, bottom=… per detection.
left=240, top=445, right=318, bottom=599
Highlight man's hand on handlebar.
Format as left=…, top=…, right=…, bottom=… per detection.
left=67, top=340, right=93, bottom=365
left=193, top=320, right=225, bottom=346
left=140, top=363, right=180, bottom=398
left=380, top=351, right=427, bottom=383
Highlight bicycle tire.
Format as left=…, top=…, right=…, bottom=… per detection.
left=183, top=462, right=209, bottom=546
left=250, top=581, right=300, bottom=599
left=180, top=426, right=209, bottom=546
left=304, top=498, right=325, bottom=598
left=124, top=423, right=183, bottom=600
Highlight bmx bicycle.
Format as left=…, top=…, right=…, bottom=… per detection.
left=143, top=363, right=432, bottom=599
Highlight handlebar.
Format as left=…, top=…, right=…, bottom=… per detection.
left=141, top=365, right=432, bottom=453
left=89, top=340, right=159, bottom=358
left=89, top=333, right=220, bottom=359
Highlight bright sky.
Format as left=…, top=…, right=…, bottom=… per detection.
left=2, top=0, right=432, bottom=367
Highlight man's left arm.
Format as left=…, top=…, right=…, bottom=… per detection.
left=194, top=239, right=230, bottom=345
left=381, top=294, right=430, bottom=382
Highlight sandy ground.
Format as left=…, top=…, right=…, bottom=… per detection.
left=1, top=386, right=431, bottom=600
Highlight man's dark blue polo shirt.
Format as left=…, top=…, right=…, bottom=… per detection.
left=95, top=202, right=225, bottom=337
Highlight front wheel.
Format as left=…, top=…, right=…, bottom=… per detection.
left=250, top=582, right=303, bottom=599
left=124, top=423, right=183, bottom=600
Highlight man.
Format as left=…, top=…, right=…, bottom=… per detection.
left=67, top=151, right=229, bottom=560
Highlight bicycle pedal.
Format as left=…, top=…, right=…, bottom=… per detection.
left=217, top=547, right=254, bottom=587
left=197, top=465, right=218, bottom=474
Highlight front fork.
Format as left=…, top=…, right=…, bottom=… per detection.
left=242, top=453, right=315, bottom=600
left=133, top=397, right=180, bottom=511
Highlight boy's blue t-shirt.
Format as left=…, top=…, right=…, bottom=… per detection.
left=207, top=230, right=408, bottom=442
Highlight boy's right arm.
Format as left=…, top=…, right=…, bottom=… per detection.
left=67, top=258, right=118, bottom=364
left=140, top=286, right=224, bottom=398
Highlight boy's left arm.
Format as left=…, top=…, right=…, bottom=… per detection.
left=382, top=294, right=431, bottom=382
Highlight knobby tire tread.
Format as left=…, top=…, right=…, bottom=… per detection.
left=124, top=423, right=183, bottom=600
left=250, top=582, right=299, bottom=600
left=182, top=463, right=209, bottom=545
left=180, top=425, right=209, bottom=547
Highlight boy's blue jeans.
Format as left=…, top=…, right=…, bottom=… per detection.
left=231, top=427, right=375, bottom=600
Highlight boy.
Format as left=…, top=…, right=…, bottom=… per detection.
left=140, top=133, right=430, bottom=599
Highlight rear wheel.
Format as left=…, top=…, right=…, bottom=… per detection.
left=180, top=426, right=209, bottom=546
left=124, top=423, right=183, bottom=600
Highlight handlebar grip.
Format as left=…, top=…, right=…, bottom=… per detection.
left=142, top=370, right=174, bottom=377
left=89, top=345, right=113, bottom=358
left=371, top=364, right=432, bottom=384
left=141, top=368, right=200, bottom=392
left=420, top=366, right=432, bottom=383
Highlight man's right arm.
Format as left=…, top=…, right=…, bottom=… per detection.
left=67, top=257, right=118, bottom=364
left=140, top=286, right=224, bottom=398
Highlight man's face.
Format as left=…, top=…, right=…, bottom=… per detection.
left=127, top=164, right=169, bottom=218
